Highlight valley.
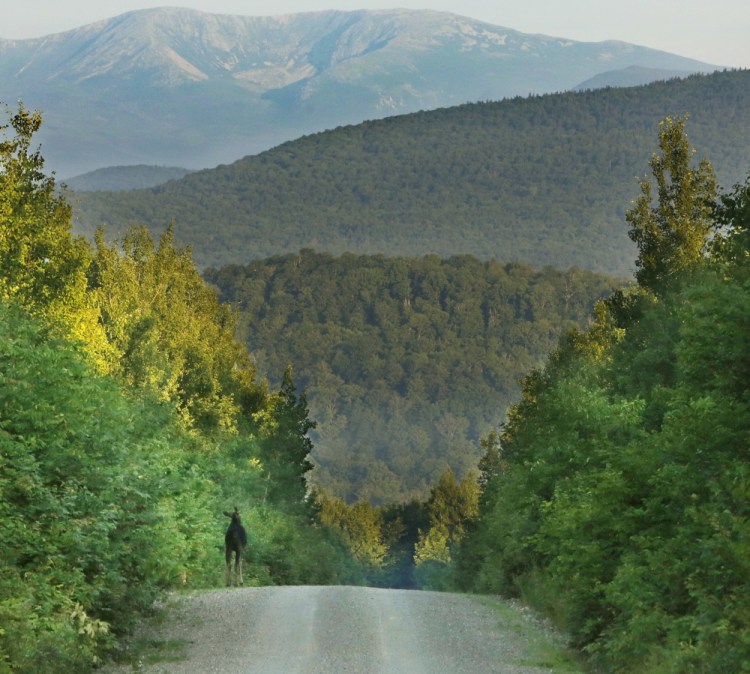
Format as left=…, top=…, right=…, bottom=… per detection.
left=1, top=8, right=749, bottom=672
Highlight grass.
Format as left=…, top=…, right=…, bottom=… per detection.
left=474, top=594, right=590, bottom=672
left=100, top=595, right=192, bottom=672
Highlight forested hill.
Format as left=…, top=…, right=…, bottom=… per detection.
left=205, top=252, right=619, bottom=503
left=65, top=165, right=193, bottom=191
left=74, top=69, right=750, bottom=277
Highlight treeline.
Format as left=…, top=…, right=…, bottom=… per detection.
left=0, top=105, right=360, bottom=672
left=316, top=467, right=480, bottom=590
left=205, top=253, right=619, bottom=503
left=73, top=69, right=750, bottom=276
left=453, top=118, right=750, bottom=671
left=64, top=164, right=193, bottom=192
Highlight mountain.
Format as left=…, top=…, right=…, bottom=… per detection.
left=72, top=70, right=750, bottom=278
left=64, top=165, right=193, bottom=191
left=573, top=65, right=698, bottom=90
left=0, top=7, right=720, bottom=176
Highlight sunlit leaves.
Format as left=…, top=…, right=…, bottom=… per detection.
left=626, top=116, right=717, bottom=294
left=90, top=225, right=264, bottom=431
left=0, top=103, right=111, bottom=369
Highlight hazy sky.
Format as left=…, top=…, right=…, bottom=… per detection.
left=3, top=0, right=749, bottom=68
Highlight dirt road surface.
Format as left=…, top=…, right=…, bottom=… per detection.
left=112, top=585, right=580, bottom=673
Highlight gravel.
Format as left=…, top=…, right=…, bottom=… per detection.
left=105, top=585, right=582, bottom=673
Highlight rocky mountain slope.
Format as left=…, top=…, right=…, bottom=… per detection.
left=0, top=7, right=719, bottom=176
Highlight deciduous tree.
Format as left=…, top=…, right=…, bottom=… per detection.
left=626, top=115, right=716, bottom=293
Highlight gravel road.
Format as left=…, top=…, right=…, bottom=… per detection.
left=112, top=585, right=580, bottom=673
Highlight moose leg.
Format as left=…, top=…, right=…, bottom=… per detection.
left=237, top=554, right=243, bottom=586
left=226, top=548, right=233, bottom=586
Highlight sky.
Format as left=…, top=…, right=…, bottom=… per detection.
left=2, top=0, right=749, bottom=69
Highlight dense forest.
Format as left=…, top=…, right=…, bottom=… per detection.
left=0, top=104, right=369, bottom=672
left=206, top=254, right=619, bottom=503
left=453, top=119, right=750, bottom=672
left=4, top=82, right=750, bottom=672
left=73, top=69, right=750, bottom=276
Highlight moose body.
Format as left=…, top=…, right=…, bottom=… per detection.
left=223, top=509, right=247, bottom=586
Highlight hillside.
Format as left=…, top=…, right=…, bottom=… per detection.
left=74, top=69, right=750, bottom=277
left=0, top=7, right=718, bottom=175
left=205, top=252, right=619, bottom=503
left=64, top=165, right=193, bottom=191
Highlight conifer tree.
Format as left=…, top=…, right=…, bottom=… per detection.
left=257, top=365, right=316, bottom=508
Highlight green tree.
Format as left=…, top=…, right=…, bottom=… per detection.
left=0, top=304, right=221, bottom=672
left=0, top=102, right=110, bottom=367
left=712, top=172, right=750, bottom=272
left=316, top=493, right=388, bottom=568
left=413, top=468, right=479, bottom=589
left=89, top=225, right=264, bottom=431
left=256, top=366, right=315, bottom=508
left=626, top=115, right=716, bottom=294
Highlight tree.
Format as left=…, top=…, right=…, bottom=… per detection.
left=712, top=172, right=750, bottom=272
left=316, top=494, right=388, bottom=567
left=89, top=225, right=264, bottom=430
left=626, top=115, right=716, bottom=293
left=256, top=365, right=316, bottom=508
left=0, top=102, right=110, bottom=367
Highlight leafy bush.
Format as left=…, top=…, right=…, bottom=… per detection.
left=457, top=124, right=750, bottom=672
left=0, top=304, right=223, bottom=670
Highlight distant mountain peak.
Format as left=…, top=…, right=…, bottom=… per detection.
left=0, top=7, right=720, bottom=175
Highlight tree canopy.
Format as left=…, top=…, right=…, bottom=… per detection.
left=455, top=118, right=750, bottom=673
left=206, top=252, right=619, bottom=503
left=73, top=70, right=750, bottom=276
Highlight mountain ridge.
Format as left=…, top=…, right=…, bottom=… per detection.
left=0, top=7, right=720, bottom=176
left=72, top=69, right=750, bottom=278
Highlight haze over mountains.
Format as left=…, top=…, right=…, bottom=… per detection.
left=0, top=7, right=720, bottom=177
left=73, top=69, right=750, bottom=277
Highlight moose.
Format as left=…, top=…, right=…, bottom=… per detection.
left=223, top=508, right=247, bottom=586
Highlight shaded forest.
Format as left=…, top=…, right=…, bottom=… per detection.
left=206, top=253, right=620, bottom=503
left=73, top=69, right=750, bottom=275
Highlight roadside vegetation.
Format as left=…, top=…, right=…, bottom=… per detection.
left=0, top=104, right=357, bottom=673
left=454, top=117, right=750, bottom=672
left=3, top=98, right=748, bottom=674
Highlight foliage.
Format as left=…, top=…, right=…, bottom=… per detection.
left=73, top=70, right=750, bottom=276
left=317, top=494, right=389, bottom=569
left=0, top=304, right=217, bottom=671
left=253, top=366, right=315, bottom=509
left=0, top=102, right=110, bottom=368
left=313, top=470, right=479, bottom=591
left=412, top=469, right=479, bottom=590
left=89, top=224, right=266, bottom=431
left=206, top=252, right=618, bottom=503
left=626, top=115, right=716, bottom=293
left=456, top=120, right=750, bottom=672
left=0, top=104, right=354, bottom=673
